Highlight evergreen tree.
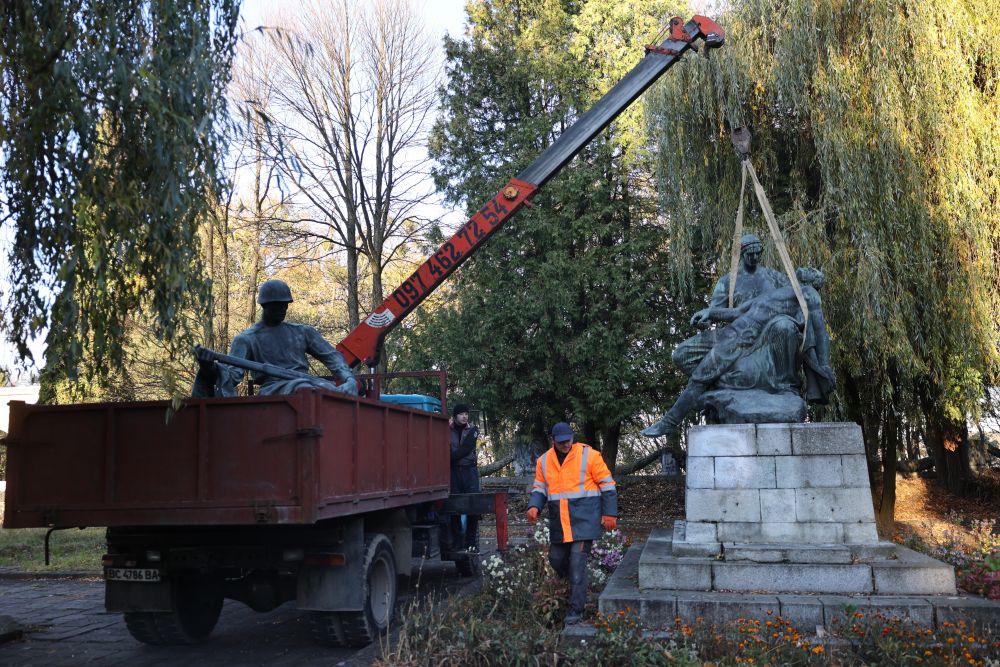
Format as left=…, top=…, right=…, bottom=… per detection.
left=398, top=0, right=693, bottom=469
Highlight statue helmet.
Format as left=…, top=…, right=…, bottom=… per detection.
left=257, top=279, right=294, bottom=305
left=740, top=233, right=763, bottom=252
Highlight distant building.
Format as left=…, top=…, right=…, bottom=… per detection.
left=0, top=385, right=40, bottom=434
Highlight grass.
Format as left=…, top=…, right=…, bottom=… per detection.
left=0, top=526, right=106, bottom=573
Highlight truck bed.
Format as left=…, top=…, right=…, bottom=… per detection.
left=2, top=389, right=449, bottom=528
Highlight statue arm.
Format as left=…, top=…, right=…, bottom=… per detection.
left=708, top=276, right=729, bottom=309
left=709, top=304, right=745, bottom=322
left=305, top=327, right=355, bottom=384
left=692, top=300, right=749, bottom=327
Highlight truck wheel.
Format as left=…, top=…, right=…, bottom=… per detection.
left=123, top=577, right=224, bottom=645
left=338, top=533, right=397, bottom=647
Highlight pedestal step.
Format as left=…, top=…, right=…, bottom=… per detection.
left=639, top=528, right=956, bottom=595
left=601, top=543, right=1000, bottom=632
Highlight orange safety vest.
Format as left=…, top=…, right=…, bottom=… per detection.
left=528, top=442, right=617, bottom=543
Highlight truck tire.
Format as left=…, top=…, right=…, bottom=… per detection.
left=338, top=533, right=397, bottom=647
left=123, top=577, right=224, bottom=645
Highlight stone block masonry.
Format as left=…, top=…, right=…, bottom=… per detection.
left=675, top=422, right=879, bottom=549
left=617, top=422, right=970, bottom=629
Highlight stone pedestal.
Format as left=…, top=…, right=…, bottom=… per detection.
left=673, top=422, right=878, bottom=557
left=596, top=422, right=994, bottom=632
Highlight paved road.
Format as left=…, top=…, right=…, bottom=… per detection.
left=0, top=556, right=476, bottom=667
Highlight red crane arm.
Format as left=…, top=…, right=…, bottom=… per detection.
left=336, top=178, right=538, bottom=368
left=336, top=16, right=724, bottom=369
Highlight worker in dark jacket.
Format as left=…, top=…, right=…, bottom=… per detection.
left=449, top=404, right=480, bottom=552
left=527, top=422, right=617, bottom=625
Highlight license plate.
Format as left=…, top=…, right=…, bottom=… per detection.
left=105, top=567, right=161, bottom=582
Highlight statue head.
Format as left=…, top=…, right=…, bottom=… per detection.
left=257, top=279, right=294, bottom=305
left=740, top=234, right=764, bottom=270
left=795, top=266, right=825, bottom=290
left=258, top=279, right=293, bottom=326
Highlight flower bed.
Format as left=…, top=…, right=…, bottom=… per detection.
left=378, top=534, right=1000, bottom=666
left=896, top=517, right=1000, bottom=600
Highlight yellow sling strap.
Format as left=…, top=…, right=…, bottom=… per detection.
left=727, top=157, right=809, bottom=350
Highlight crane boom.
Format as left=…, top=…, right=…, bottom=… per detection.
left=336, top=15, right=724, bottom=369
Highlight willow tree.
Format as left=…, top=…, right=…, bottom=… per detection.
left=649, top=0, right=1000, bottom=524
left=0, top=0, right=240, bottom=390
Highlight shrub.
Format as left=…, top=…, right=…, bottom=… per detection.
left=896, top=519, right=1000, bottom=600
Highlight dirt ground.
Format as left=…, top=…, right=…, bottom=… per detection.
left=891, top=470, right=1000, bottom=547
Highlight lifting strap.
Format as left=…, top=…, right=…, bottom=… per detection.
left=727, top=158, right=809, bottom=350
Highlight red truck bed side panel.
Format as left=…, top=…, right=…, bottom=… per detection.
left=2, top=390, right=449, bottom=528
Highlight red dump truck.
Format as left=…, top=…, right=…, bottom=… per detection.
left=3, top=383, right=501, bottom=646
left=1, top=16, right=723, bottom=648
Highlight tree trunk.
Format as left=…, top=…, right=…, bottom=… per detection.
left=903, top=419, right=919, bottom=465
left=346, top=236, right=360, bottom=329
left=513, top=431, right=541, bottom=476
left=582, top=420, right=599, bottom=452
left=479, top=452, right=515, bottom=477
left=600, top=420, right=621, bottom=474
left=614, top=444, right=681, bottom=476
left=843, top=373, right=878, bottom=489
left=921, top=387, right=974, bottom=495
left=876, top=402, right=899, bottom=536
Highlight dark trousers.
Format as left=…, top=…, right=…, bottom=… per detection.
left=449, top=466, right=480, bottom=550
left=549, top=540, right=592, bottom=614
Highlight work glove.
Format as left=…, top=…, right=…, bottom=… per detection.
left=526, top=507, right=539, bottom=524
left=601, top=515, right=617, bottom=531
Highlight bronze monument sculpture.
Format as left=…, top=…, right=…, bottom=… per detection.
left=193, top=279, right=358, bottom=397
left=642, top=258, right=834, bottom=437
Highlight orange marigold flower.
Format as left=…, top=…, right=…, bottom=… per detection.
left=812, top=646, right=825, bottom=654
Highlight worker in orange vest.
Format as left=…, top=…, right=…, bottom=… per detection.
left=526, top=422, right=617, bottom=625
